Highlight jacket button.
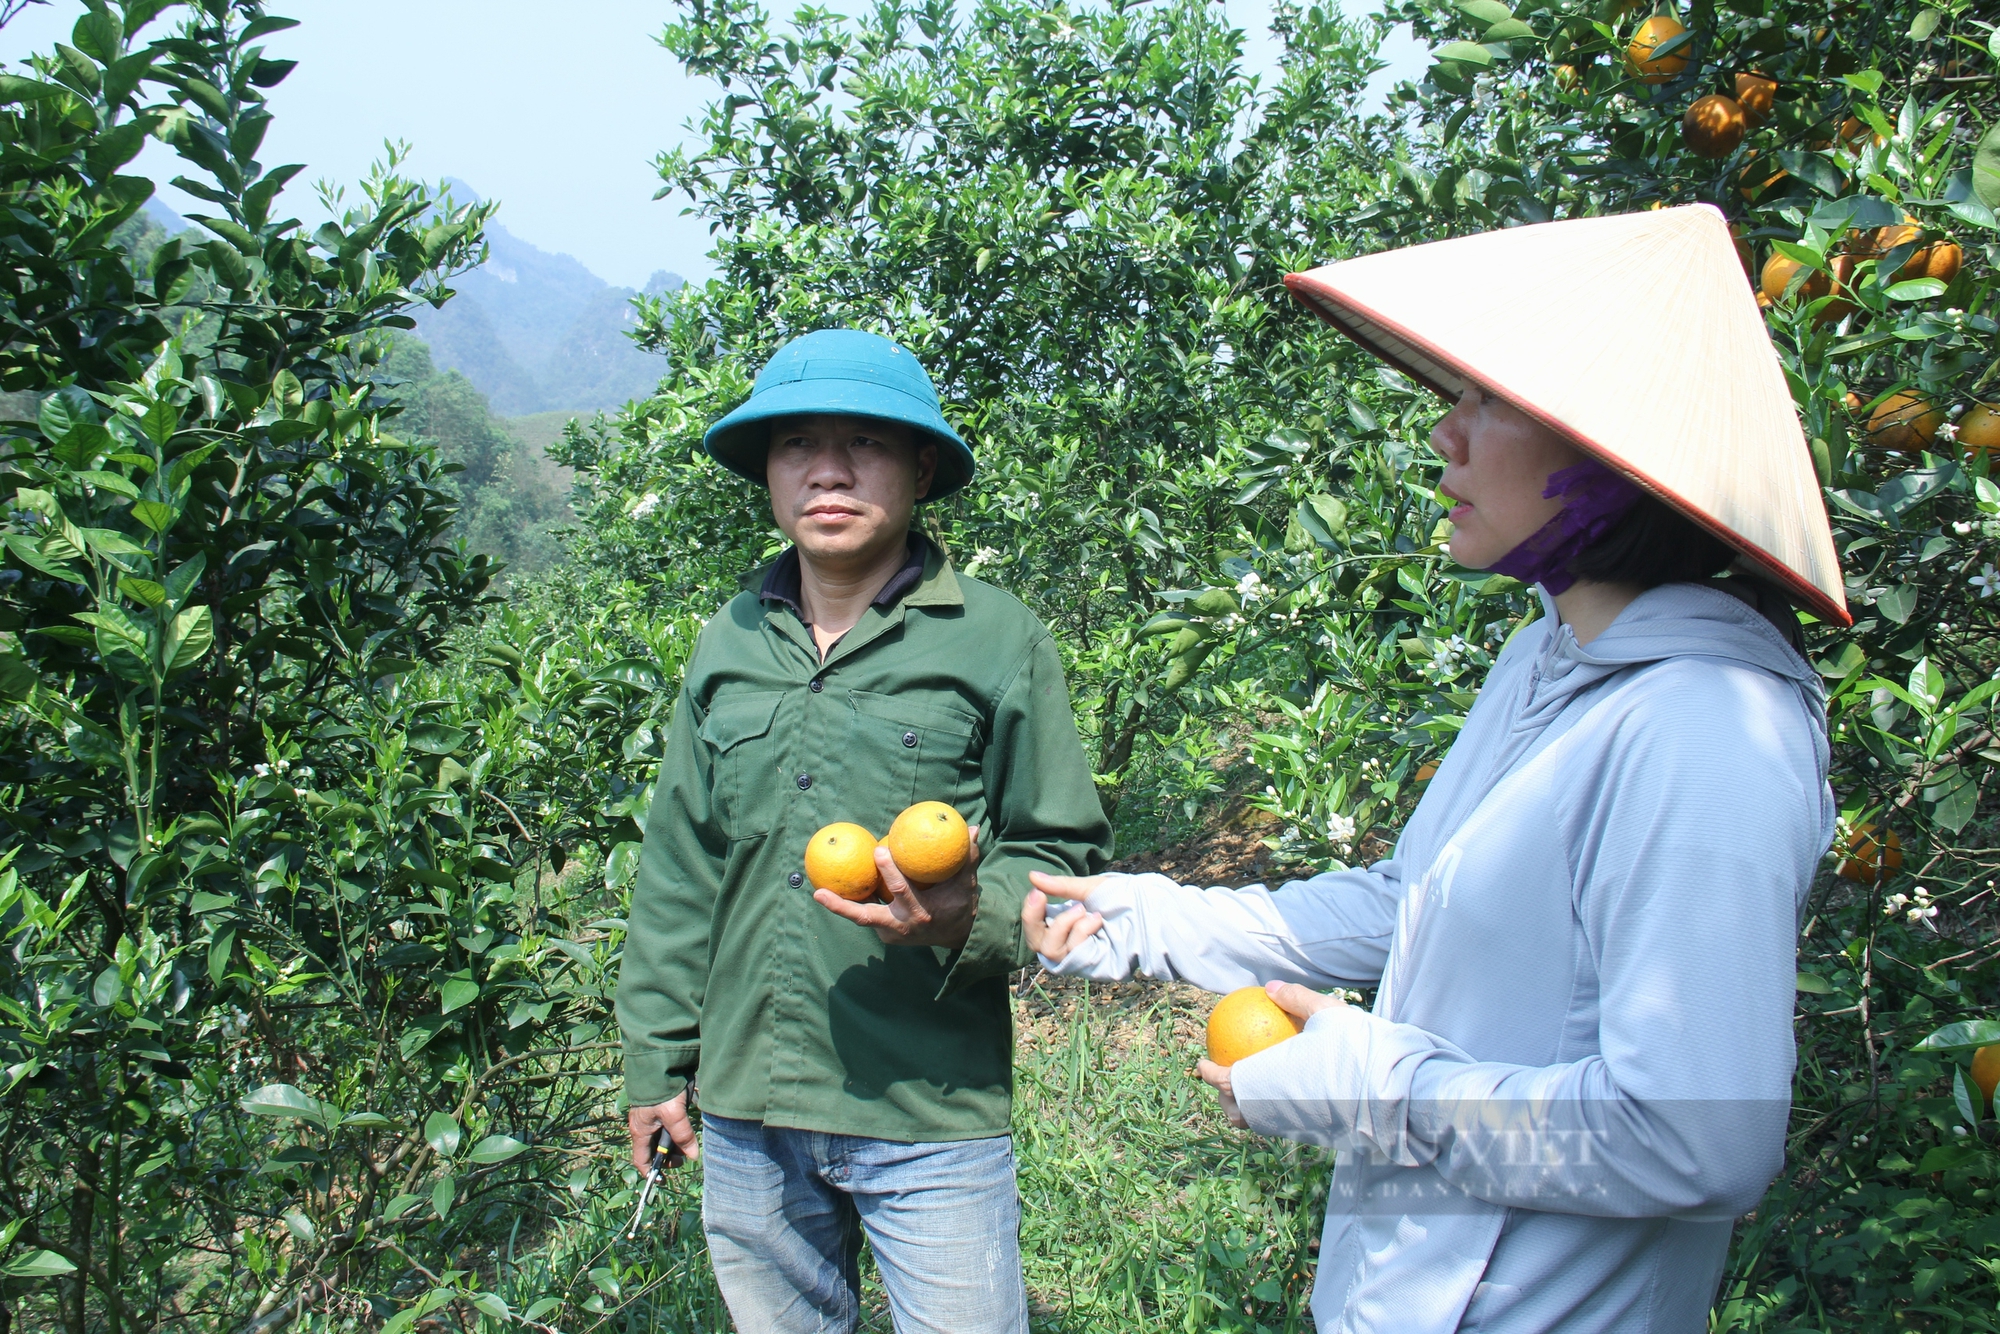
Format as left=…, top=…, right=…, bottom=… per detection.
left=797, top=773, right=812, bottom=790
left=788, top=871, right=804, bottom=887
left=902, top=732, right=917, bottom=748
left=810, top=678, right=824, bottom=693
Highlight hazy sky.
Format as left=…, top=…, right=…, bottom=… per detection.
left=0, top=1, right=1426, bottom=289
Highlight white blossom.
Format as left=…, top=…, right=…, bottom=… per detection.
left=1326, top=812, right=1356, bottom=846
left=1235, top=571, right=1263, bottom=602
left=1973, top=563, right=2000, bottom=598
left=629, top=492, right=661, bottom=519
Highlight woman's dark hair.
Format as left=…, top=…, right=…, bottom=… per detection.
left=1567, top=492, right=1738, bottom=587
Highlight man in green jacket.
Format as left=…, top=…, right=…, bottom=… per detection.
left=616, top=329, right=1112, bottom=1333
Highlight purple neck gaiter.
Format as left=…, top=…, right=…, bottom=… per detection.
left=1485, top=460, right=1642, bottom=595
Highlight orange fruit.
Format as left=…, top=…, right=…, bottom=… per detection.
left=1835, top=822, right=1902, bottom=882
left=1735, top=71, right=1776, bottom=126
left=1683, top=95, right=1747, bottom=158
left=1206, top=987, right=1305, bottom=1067
left=1973, top=1045, right=2000, bottom=1106
left=1958, top=404, right=2000, bottom=455
left=1866, top=392, right=1943, bottom=452
left=1627, top=16, right=1689, bottom=84
left=1839, top=115, right=1883, bottom=149
left=804, top=822, right=884, bottom=902
left=1761, top=251, right=1829, bottom=305
left=1925, top=240, right=1962, bottom=285
left=1863, top=215, right=1936, bottom=282
left=882, top=801, right=970, bottom=885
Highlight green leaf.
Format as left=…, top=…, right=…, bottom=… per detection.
left=1187, top=589, right=1241, bottom=616
left=398, top=1014, right=446, bottom=1059
left=240, top=1083, right=336, bottom=1126
left=1875, top=584, right=1916, bottom=625
left=471, top=1293, right=512, bottom=1320
left=0, top=651, right=36, bottom=702
left=37, top=386, right=94, bottom=444
left=1795, top=972, right=1834, bottom=995
left=1769, top=239, right=1824, bottom=269
left=431, top=1175, right=455, bottom=1219
left=5, top=534, right=83, bottom=583
left=1915, top=1019, right=2000, bottom=1051
left=604, top=840, right=642, bottom=890
left=407, top=723, right=470, bottom=754
left=424, top=1111, right=462, bottom=1156
left=1455, top=0, right=1512, bottom=22
left=340, top=1111, right=395, bottom=1129
left=524, top=1299, right=563, bottom=1321
left=165, top=604, right=213, bottom=671
left=0, top=1249, right=77, bottom=1277
left=1434, top=40, right=1495, bottom=67
left=1975, top=124, right=2000, bottom=212
left=439, top=973, right=479, bottom=1014
left=1482, top=18, right=1534, bottom=41
left=130, top=499, right=180, bottom=533
left=1955, top=1064, right=1984, bottom=1125
left=468, top=1133, right=529, bottom=1163
left=1908, top=6, right=1942, bottom=41
left=1916, top=1142, right=1983, bottom=1173
left=589, top=658, right=665, bottom=690
left=381, top=1192, right=422, bottom=1220
left=162, top=552, right=206, bottom=609
left=1883, top=278, right=1947, bottom=301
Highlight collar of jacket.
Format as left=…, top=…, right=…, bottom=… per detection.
left=738, top=533, right=964, bottom=611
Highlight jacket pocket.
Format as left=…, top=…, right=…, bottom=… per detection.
left=699, top=690, right=786, bottom=838
left=847, top=690, right=983, bottom=816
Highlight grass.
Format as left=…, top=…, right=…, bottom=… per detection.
left=492, top=976, right=1330, bottom=1332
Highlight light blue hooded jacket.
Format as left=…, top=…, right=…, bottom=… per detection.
left=1043, top=582, right=1834, bottom=1332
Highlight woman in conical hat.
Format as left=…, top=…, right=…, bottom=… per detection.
left=1023, top=205, right=1840, bottom=1333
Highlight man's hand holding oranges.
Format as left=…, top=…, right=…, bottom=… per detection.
left=810, top=802, right=983, bottom=948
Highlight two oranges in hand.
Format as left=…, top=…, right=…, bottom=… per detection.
left=803, top=802, right=971, bottom=902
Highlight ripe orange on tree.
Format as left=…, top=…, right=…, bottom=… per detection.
left=1839, top=115, right=1884, bottom=149
left=1835, top=822, right=1902, bottom=882
left=1973, top=1045, right=2000, bottom=1107
left=1924, top=240, right=1963, bottom=285
left=1627, top=15, right=1689, bottom=84
left=1760, top=251, right=1829, bottom=305
left=882, top=801, right=970, bottom=884
left=1866, top=392, right=1944, bottom=452
left=805, top=822, right=885, bottom=902
left=1734, top=71, right=1776, bottom=125
left=1958, top=404, right=2000, bottom=455
left=1683, top=95, right=1747, bottom=158
left=1207, top=987, right=1305, bottom=1066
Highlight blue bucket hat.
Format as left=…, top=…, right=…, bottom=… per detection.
left=702, top=329, right=975, bottom=501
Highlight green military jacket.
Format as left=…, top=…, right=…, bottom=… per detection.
left=616, top=538, right=1112, bottom=1142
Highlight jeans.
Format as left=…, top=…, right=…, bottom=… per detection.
left=700, top=1114, right=1029, bottom=1334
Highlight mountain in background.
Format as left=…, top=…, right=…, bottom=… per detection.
left=410, top=181, right=679, bottom=416
left=147, top=183, right=676, bottom=416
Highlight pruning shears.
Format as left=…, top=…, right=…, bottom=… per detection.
left=625, top=1154, right=664, bottom=1239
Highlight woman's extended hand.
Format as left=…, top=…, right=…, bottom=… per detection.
left=1022, top=870, right=1108, bottom=961
left=1198, top=980, right=1345, bottom=1130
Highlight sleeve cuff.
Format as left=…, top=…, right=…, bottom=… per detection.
left=623, top=1044, right=700, bottom=1107
left=937, top=876, right=1029, bottom=998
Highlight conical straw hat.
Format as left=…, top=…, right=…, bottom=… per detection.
left=1284, top=204, right=1849, bottom=624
